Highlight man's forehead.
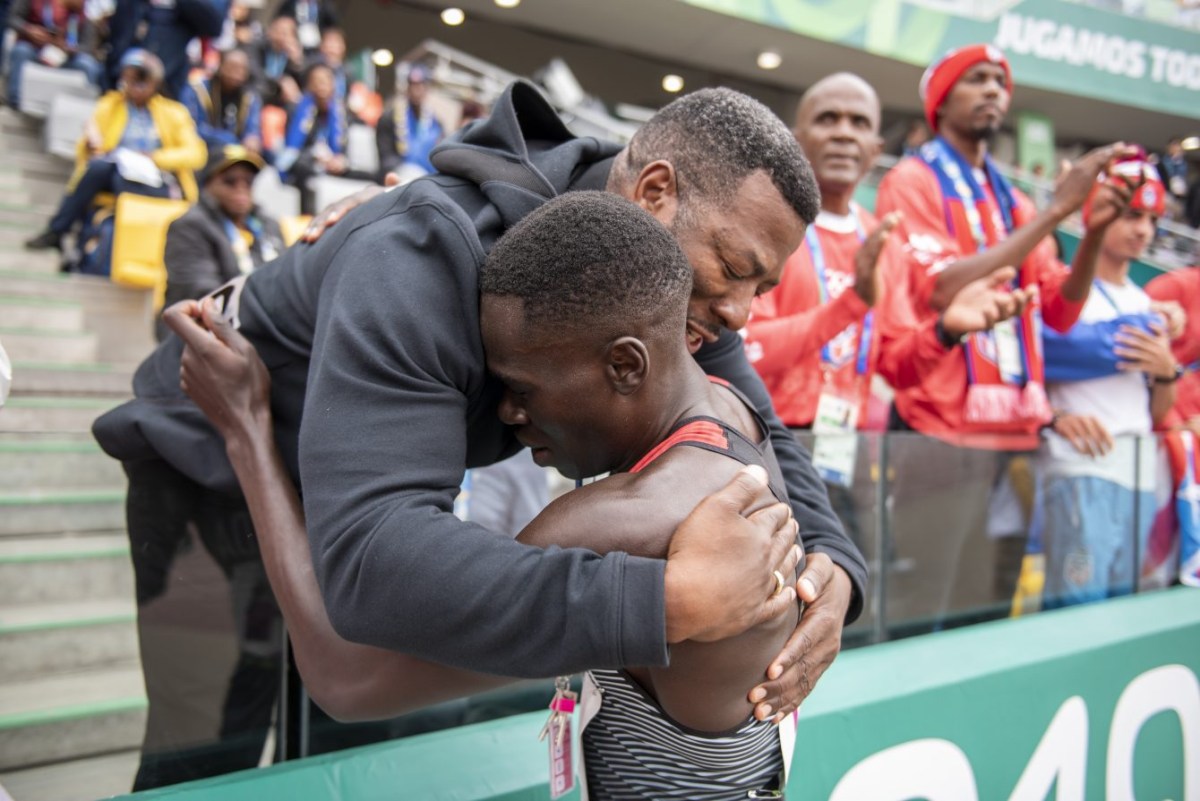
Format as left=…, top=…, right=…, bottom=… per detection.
left=961, top=61, right=1007, bottom=79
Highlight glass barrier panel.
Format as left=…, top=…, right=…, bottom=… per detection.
left=123, top=460, right=288, bottom=789
left=792, top=430, right=884, bottom=649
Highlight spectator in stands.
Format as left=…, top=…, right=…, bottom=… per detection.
left=277, top=61, right=346, bottom=213
left=273, top=0, right=337, bottom=54
left=24, top=49, right=206, bottom=263
left=251, top=14, right=303, bottom=110
left=1147, top=265, right=1200, bottom=433
left=160, top=144, right=283, bottom=336
left=873, top=44, right=1135, bottom=628
left=214, top=0, right=260, bottom=51
left=0, top=0, right=10, bottom=88
left=313, top=26, right=347, bottom=112
left=376, top=65, right=445, bottom=184
left=1038, top=165, right=1176, bottom=608
left=6, top=0, right=102, bottom=109
left=901, top=119, right=929, bottom=157
left=1158, top=137, right=1189, bottom=213
left=181, top=48, right=262, bottom=155
left=105, top=0, right=229, bottom=99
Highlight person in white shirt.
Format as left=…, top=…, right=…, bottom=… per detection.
left=1039, top=161, right=1179, bottom=608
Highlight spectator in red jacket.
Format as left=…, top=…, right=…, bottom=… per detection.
left=875, top=44, right=1135, bottom=449
left=1146, top=266, right=1200, bottom=432
left=871, top=44, right=1137, bottom=631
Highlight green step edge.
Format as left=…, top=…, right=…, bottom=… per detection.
left=0, top=490, right=125, bottom=505
left=0, top=611, right=136, bottom=635
left=0, top=327, right=93, bottom=338
left=0, top=217, right=41, bottom=230
left=4, top=396, right=118, bottom=408
left=0, top=695, right=147, bottom=731
left=0, top=296, right=81, bottom=308
left=0, top=546, right=130, bottom=563
left=0, top=439, right=103, bottom=453
left=0, top=269, right=77, bottom=284
left=13, top=361, right=126, bottom=373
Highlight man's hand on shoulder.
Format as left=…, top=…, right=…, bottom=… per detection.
left=748, top=553, right=852, bottom=721
left=301, top=183, right=387, bottom=243
left=663, top=465, right=801, bottom=644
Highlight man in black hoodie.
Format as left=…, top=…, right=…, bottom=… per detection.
left=95, top=83, right=867, bottom=784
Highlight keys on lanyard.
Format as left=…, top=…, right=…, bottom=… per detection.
left=538, top=675, right=577, bottom=749
left=539, top=676, right=577, bottom=798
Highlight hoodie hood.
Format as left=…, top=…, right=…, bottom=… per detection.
left=430, top=81, right=622, bottom=229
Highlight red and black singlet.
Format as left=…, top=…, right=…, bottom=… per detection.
left=628, top=379, right=789, bottom=505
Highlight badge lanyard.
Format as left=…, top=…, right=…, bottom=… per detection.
left=222, top=217, right=262, bottom=275
left=809, top=210, right=870, bottom=487
left=806, top=209, right=872, bottom=381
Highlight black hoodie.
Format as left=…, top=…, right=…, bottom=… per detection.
left=94, top=81, right=865, bottom=677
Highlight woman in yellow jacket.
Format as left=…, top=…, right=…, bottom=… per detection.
left=25, top=49, right=206, bottom=259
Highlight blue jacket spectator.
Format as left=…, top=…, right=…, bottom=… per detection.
left=276, top=61, right=345, bottom=213
left=375, top=65, right=445, bottom=182
left=6, top=0, right=102, bottom=108
left=248, top=14, right=304, bottom=110
left=180, top=48, right=263, bottom=155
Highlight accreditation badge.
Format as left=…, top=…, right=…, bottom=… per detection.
left=992, top=318, right=1024, bottom=384
left=812, top=389, right=859, bottom=488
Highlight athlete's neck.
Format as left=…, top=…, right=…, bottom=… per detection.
left=941, top=127, right=988, bottom=169
left=615, top=357, right=713, bottom=473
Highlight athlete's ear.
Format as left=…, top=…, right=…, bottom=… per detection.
left=630, top=160, right=680, bottom=229
left=607, top=337, right=649, bottom=395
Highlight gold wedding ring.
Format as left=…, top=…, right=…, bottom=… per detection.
left=771, top=570, right=786, bottom=597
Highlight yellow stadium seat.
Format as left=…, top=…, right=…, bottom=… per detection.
left=279, top=214, right=312, bottom=247
left=110, top=194, right=191, bottom=310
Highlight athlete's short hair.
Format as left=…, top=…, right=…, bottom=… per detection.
left=619, top=87, right=820, bottom=225
left=480, top=191, right=692, bottom=339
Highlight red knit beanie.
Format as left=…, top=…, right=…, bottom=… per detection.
left=1082, top=156, right=1167, bottom=225
left=920, top=44, right=1012, bottom=132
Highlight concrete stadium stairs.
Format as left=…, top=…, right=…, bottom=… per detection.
left=0, top=107, right=156, bottom=797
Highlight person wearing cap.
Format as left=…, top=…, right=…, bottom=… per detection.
left=376, top=64, right=446, bottom=184
left=25, top=48, right=206, bottom=258
left=5, top=0, right=102, bottom=109
left=180, top=48, right=263, bottom=156
left=160, top=145, right=283, bottom=335
left=1037, top=165, right=1177, bottom=609
left=871, top=44, right=1137, bottom=628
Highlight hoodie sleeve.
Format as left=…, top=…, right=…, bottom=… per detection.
left=694, top=329, right=867, bottom=623
left=300, top=197, right=668, bottom=677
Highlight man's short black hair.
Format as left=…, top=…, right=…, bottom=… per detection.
left=620, top=87, right=820, bottom=225
left=481, top=191, right=692, bottom=340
